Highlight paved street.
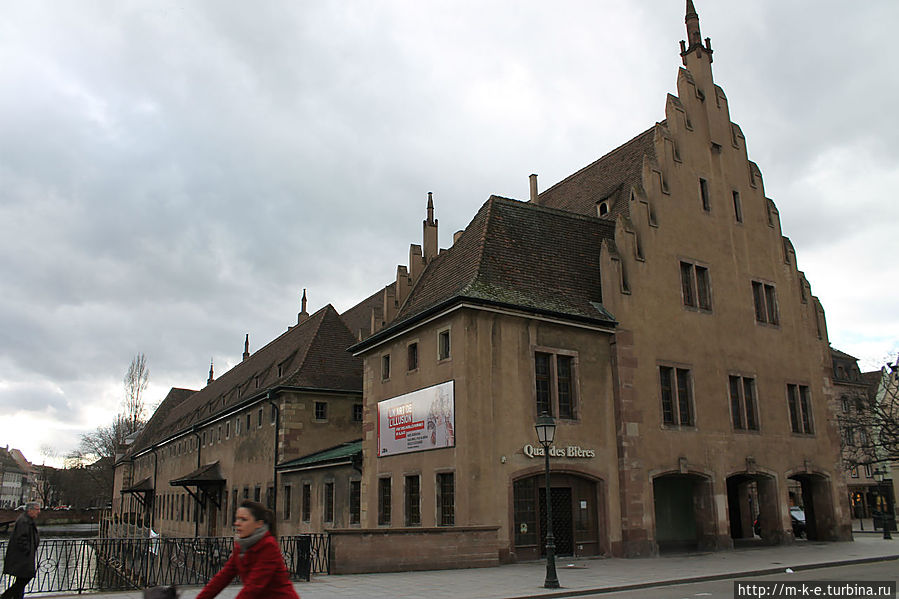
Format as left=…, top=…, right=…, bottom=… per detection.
left=52, top=536, right=897, bottom=599
left=575, top=561, right=899, bottom=598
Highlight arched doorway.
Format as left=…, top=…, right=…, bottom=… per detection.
left=788, top=472, right=836, bottom=541
left=512, top=472, right=602, bottom=560
left=652, top=473, right=716, bottom=553
left=726, top=472, right=778, bottom=543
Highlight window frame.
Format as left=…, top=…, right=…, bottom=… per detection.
left=381, top=353, right=391, bottom=381
left=436, top=472, right=455, bottom=526
left=377, top=476, right=391, bottom=526
left=314, top=401, right=328, bottom=421
left=751, top=280, right=780, bottom=326
left=302, top=483, right=311, bottom=522
left=658, top=364, right=695, bottom=428
left=349, top=479, right=361, bottom=525
left=283, top=484, right=292, bottom=520
left=407, top=342, right=419, bottom=372
left=699, top=177, right=711, bottom=212
left=732, top=190, right=743, bottom=223
left=352, top=403, right=363, bottom=423
left=323, top=481, right=334, bottom=523
left=437, top=328, right=451, bottom=361
left=728, top=374, right=759, bottom=431
left=533, top=347, right=579, bottom=420
left=404, top=474, right=421, bottom=527
left=679, top=260, right=712, bottom=312
left=786, top=383, right=814, bottom=435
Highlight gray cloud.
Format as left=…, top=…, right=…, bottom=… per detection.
left=1, top=0, right=897, bottom=462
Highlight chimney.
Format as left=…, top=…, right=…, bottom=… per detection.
left=298, top=289, right=310, bottom=324
left=207, top=359, right=214, bottom=385
left=242, top=334, right=250, bottom=361
left=529, top=174, right=538, bottom=202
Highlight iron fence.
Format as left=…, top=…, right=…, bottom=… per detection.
left=0, top=534, right=329, bottom=595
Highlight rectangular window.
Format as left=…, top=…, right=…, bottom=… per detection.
left=266, top=485, right=274, bottom=510
left=659, top=365, right=694, bottom=426
left=353, top=403, right=363, bottom=422
left=225, top=421, right=230, bottom=439
left=315, top=401, right=327, bottom=421
left=246, top=414, right=251, bottom=432
left=381, top=354, right=391, bottom=380
left=438, top=329, right=451, bottom=361
left=243, top=486, right=249, bottom=500
left=302, top=483, right=311, bottom=522
left=732, top=190, right=743, bottom=222
left=699, top=178, right=711, bottom=212
left=254, top=486, right=261, bottom=502
left=752, top=281, right=779, bottom=325
left=405, top=475, right=421, bottom=527
left=378, top=477, right=391, bottom=526
left=257, top=408, right=263, bottom=428
left=349, top=480, right=361, bottom=525
left=680, top=261, right=711, bottom=311
left=271, top=405, right=277, bottom=424
left=408, top=343, right=419, bottom=371
left=729, top=375, right=759, bottom=431
left=283, top=486, right=292, bottom=520
left=851, top=466, right=859, bottom=478
left=787, top=383, right=813, bottom=434
left=235, top=416, right=241, bottom=436
left=436, top=472, right=455, bottom=526
left=323, top=482, right=334, bottom=523
left=534, top=351, right=578, bottom=419
left=864, top=464, right=873, bottom=478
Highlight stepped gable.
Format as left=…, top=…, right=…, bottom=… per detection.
left=536, top=126, right=657, bottom=219
left=126, top=305, right=361, bottom=458
left=379, top=196, right=616, bottom=335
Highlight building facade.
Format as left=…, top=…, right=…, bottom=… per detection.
left=113, top=0, right=854, bottom=572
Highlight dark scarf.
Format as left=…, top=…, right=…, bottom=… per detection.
left=236, top=524, right=268, bottom=554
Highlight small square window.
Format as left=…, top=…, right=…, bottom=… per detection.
left=315, top=401, right=328, bottom=421
left=352, top=403, right=363, bottom=422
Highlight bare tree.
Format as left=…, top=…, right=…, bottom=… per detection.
left=839, top=360, right=899, bottom=468
left=123, top=352, right=150, bottom=433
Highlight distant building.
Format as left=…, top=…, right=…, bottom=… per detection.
left=0, top=447, right=24, bottom=508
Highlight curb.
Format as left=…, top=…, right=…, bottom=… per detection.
left=505, top=554, right=899, bottom=599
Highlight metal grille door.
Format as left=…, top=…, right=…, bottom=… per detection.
left=539, top=487, right=574, bottom=556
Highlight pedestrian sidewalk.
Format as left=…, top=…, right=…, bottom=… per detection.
left=58, top=536, right=897, bottom=599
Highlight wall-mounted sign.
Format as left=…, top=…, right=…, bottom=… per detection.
left=378, top=380, right=455, bottom=457
left=522, top=444, right=596, bottom=459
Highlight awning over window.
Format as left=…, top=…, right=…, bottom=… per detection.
left=170, top=462, right=225, bottom=487
left=122, top=476, right=154, bottom=494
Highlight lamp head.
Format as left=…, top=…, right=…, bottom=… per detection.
left=535, top=412, right=556, bottom=447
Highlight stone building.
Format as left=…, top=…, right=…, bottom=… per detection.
left=113, top=302, right=364, bottom=537
left=113, top=0, right=853, bottom=572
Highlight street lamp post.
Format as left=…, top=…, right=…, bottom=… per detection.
left=873, top=468, right=893, bottom=540
left=535, top=412, right=560, bottom=589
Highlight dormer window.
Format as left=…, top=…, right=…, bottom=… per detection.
left=597, top=201, right=609, bottom=217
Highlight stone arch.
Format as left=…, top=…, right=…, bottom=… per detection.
left=510, top=466, right=609, bottom=560
left=650, top=468, right=717, bottom=553
left=785, top=467, right=838, bottom=541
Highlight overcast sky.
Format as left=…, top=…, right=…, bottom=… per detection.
left=2, top=1, right=897, bottom=468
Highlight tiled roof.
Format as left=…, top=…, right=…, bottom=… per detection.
left=353, top=196, right=616, bottom=351
left=830, top=348, right=859, bottom=361
left=127, top=305, right=361, bottom=458
left=862, top=370, right=883, bottom=402
left=535, top=126, right=657, bottom=219
left=277, top=440, right=362, bottom=471
left=339, top=284, right=393, bottom=342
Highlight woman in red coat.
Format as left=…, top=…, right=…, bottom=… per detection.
left=196, top=500, right=299, bottom=599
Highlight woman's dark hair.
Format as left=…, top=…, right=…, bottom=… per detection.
left=238, top=500, right=277, bottom=538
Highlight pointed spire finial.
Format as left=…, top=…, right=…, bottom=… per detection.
left=207, top=358, right=214, bottom=385
left=298, top=289, right=310, bottom=325
left=242, top=333, right=250, bottom=361
left=680, top=0, right=712, bottom=66
left=427, top=192, right=435, bottom=225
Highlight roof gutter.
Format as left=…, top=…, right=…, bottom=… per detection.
left=349, top=295, right=617, bottom=356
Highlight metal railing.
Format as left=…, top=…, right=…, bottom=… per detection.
left=0, top=534, right=329, bottom=595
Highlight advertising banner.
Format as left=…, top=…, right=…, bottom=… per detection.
left=378, top=380, right=455, bottom=457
